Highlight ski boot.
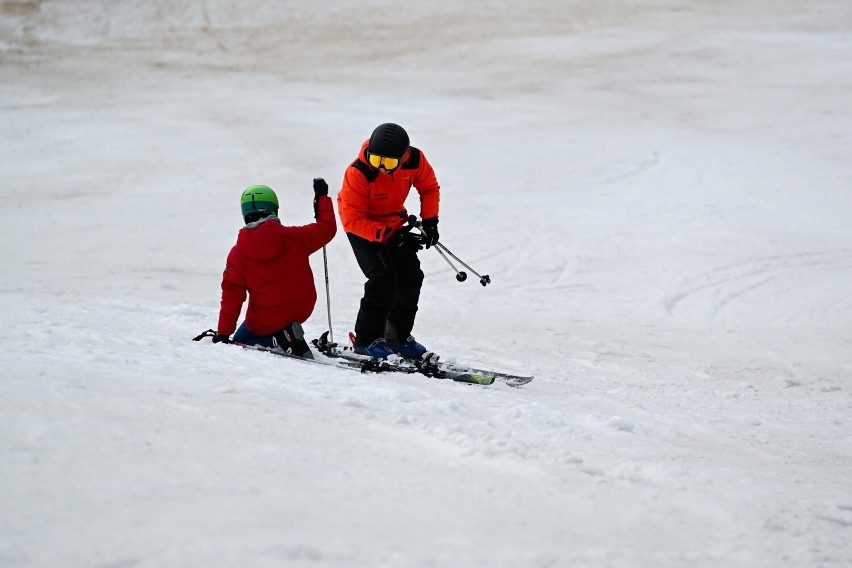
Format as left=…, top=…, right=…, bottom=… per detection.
left=387, top=335, right=428, bottom=360
left=353, top=337, right=395, bottom=359
left=273, top=322, right=314, bottom=359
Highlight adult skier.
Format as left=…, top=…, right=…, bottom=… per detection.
left=337, top=123, right=440, bottom=359
left=213, top=179, right=336, bottom=357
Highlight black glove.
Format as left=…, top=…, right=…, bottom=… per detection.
left=421, top=217, right=439, bottom=249
left=313, top=178, right=328, bottom=218
left=212, top=334, right=232, bottom=344
left=389, top=226, right=425, bottom=253
left=400, top=232, right=425, bottom=252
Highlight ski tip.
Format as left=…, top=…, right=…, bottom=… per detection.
left=505, top=376, right=534, bottom=387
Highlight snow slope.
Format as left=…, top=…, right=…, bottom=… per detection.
left=2, top=1, right=851, bottom=566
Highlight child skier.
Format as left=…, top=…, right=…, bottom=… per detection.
left=212, top=179, right=336, bottom=358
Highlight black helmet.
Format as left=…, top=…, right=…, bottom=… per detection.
left=368, top=123, right=409, bottom=158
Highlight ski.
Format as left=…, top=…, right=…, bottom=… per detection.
left=244, top=343, right=492, bottom=385
left=192, top=330, right=492, bottom=385
left=236, top=342, right=367, bottom=372
left=327, top=347, right=494, bottom=385
left=313, top=332, right=533, bottom=387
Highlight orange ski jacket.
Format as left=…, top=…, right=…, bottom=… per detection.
left=337, top=140, right=440, bottom=242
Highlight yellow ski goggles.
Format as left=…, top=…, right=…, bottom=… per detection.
left=368, top=153, right=400, bottom=170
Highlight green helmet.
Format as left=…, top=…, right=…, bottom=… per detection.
left=240, top=185, right=279, bottom=222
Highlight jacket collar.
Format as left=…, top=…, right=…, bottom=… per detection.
left=243, top=215, right=281, bottom=230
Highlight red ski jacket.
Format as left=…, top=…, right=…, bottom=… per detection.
left=217, top=196, right=337, bottom=337
left=337, top=140, right=440, bottom=242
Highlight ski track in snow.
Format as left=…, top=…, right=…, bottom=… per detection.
left=664, top=249, right=852, bottom=325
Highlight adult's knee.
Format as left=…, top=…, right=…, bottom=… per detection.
left=365, top=266, right=397, bottom=298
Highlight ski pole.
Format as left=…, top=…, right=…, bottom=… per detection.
left=434, top=241, right=491, bottom=286
left=322, top=245, right=333, bottom=345
left=406, top=215, right=491, bottom=286
left=314, top=178, right=334, bottom=345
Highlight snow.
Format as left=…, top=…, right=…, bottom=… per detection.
left=2, top=1, right=852, bottom=566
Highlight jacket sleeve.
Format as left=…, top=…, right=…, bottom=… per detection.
left=285, top=195, right=338, bottom=254
left=415, top=151, right=440, bottom=220
left=337, top=167, right=393, bottom=242
left=217, top=251, right=247, bottom=336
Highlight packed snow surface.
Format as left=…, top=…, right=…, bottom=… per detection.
left=2, top=1, right=852, bottom=566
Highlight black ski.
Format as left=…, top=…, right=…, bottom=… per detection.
left=192, top=330, right=492, bottom=385
left=247, top=343, right=493, bottom=384
left=313, top=332, right=533, bottom=387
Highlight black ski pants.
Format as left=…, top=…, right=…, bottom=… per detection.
left=347, top=232, right=424, bottom=347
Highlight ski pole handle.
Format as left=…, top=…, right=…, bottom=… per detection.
left=192, top=329, right=217, bottom=341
